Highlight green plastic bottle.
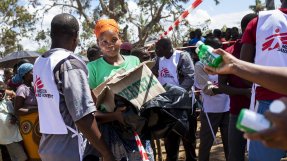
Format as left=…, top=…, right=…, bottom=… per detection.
left=195, top=41, right=223, bottom=67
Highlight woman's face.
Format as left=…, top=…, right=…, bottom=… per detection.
left=98, top=30, right=122, bottom=58
left=24, top=70, right=33, bottom=83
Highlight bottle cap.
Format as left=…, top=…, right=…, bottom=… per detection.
left=195, top=48, right=200, bottom=54
left=196, top=41, right=204, bottom=48
left=270, top=100, right=286, bottom=113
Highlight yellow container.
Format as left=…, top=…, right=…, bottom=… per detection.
left=19, top=112, right=41, bottom=160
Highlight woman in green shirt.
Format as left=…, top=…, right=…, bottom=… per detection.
left=87, top=19, right=154, bottom=161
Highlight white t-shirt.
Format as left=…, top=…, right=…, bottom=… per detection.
left=0, top=99, right=22, bottom=144
left=194, top=62, right=230, bottom=113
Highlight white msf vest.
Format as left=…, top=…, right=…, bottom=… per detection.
left=194, top=66, right=230, bottom=113
left=34, top=48, right=87, bottom=161
left=33, top=48, right=72, bottom=134
left=255, top=9, right=287, bottom=67
left=158, top=50, right=181, bottom=86
left=249, top=10, right=287, bottom=111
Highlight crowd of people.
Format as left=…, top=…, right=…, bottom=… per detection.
left=1, top=1, right=287, bottom=161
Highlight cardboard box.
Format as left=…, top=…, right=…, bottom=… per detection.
left=92, top=61, right=166, bottom=112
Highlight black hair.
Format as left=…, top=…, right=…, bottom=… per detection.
left=213, top=29, right=222, bottom=38
left=189, top=31, right=195, bottom=39
left=13, top=59, right=30, bottom=74
left=50, top=13, right=79, bottom=39
left=131, top=48, right=150, bottom=62
left=87, top=45, right=102, bottom=61
left=241, top=13, right=257, bottom=32
left=195, top=28, right=202, bottom=38
left=156, top=38, right=172, bottom=49
left=120, top=49, right=131, bottom=56
left=205, top=37, right=222, bottom=49
left=232, top=27, right=239, bottom=32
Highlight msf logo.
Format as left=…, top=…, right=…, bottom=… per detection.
left=34, top=76, right=44, bottom=96
left=160, top=68, right=174, bottom=78
left=262, top=28, right=287, bottom=53
left=34, top=76, right=53, bottom=99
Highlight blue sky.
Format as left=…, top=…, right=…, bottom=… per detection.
left=189, top=0, right=281, bottom=15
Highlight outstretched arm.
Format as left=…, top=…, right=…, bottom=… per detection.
left=205, top=49, right=287, bottom=95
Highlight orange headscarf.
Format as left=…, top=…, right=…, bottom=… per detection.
left=94, top=19, right=119, bottom=38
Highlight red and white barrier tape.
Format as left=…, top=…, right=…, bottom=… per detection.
left=134, top=132, right=149, bottom=161
left=159, top=0, right=203, bottom=39
left=176, top=41, right=237, bottom=49
left=147, top=41, right=236, bottom=52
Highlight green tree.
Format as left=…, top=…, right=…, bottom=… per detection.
left=34, top=0, right=213, bottom=48
left=0, top=0, right=36, bottom=57
left=36, top=46, right=48, bottom=54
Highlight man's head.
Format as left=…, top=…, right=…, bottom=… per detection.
left=213, top=29, right=222, bottom=39
left=87, top=45, right=102, bottom=62
left=50, top=13, right=79, bottom=52
left=131, top=48, right=151, bottom=62
left=94, top=19, right=122, bottom=58
left=195, top=28, right=202, bottom=39
left=205, top=37, right=222, bottom=49
left=231, top=27, right=239, bottom=40
left=241, top=13, right=257, bottom=33
left=155, top=38, right=173, bottom=58
left=189, top=31, right=195, bottom=39
left=13, top=59, right=30, bottom=75
left=120, top=42, right=133, bottom=55
left=225, top=28, right=231, bottom=40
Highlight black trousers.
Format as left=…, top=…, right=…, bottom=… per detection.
left=164, top=110, right=197, bottom=161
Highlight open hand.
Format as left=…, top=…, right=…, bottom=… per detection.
left=244, top=98, right=287, bottom=150
left=204, top=49, right=239, bottom=75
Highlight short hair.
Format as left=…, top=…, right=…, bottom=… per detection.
left=50, top=13, right=79, bottom=38
left=156, top=38, right=172, bottom=49
left=13, top=59, right=30, bottom=74
left=131, top=48, right=150, bottom=62
left=87, top=45, right=101, bottom=60
left=195, top=28, right=202, bottom=38
left=213, top=29, right=222, bottom=38
left=232, top=27, right=239, bottom=32
left=241, top=13, right=257, bottom=32
left=205, top=37, right=222, bottom=49
left=189, top=31, right=195, bottom=38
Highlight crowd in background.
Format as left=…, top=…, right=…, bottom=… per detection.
left=1, top=2, right=287, bottom=161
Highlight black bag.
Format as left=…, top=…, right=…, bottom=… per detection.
left=112, top=84, right=193, bottom=142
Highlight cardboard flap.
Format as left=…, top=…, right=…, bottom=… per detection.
left=108, top=61, right=155, bottom=85
left=92, top=60, right=165, bottom=112
left=144, top=61, right=156, bottom=69
left=108, top=64, right=165, bottom=111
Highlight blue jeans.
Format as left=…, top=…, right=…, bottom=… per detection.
left=249, top=100, right=286, bottom=161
